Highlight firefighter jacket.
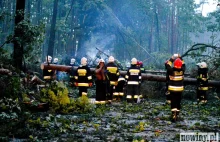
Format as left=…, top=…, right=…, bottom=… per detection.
left=69, top=67, right=75, bottom=82
left=125, top=65, right=141, bottom=85
left=197, top=68, right=208, bottom=90
left=140, top=66, right=146, bottom=73
left=166, top=59, right=185, bottom=92
left=106, top=62, right=120, bottom=86
left=74, top=65, right=92, bottom=87
left=43, top=67, right=55, bottom=80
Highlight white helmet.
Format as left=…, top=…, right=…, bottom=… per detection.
left=131, top=58, right=137, bottom=65
left=46, top=55, right=52, bottom=63
left=197, top=62, right=207, bottom=68
left=70, top=58, right=75, bottom=64
left=108, top=56, right=115, bottom=62
left=98, top=59, right=105, bottom=64
left=53, top=58, right=58, bottom=63
left=81, top=57, right=87, bottom=66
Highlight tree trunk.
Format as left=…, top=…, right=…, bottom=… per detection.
left=41, top=64, right=220, bottom=87
left=154, top=3, right=160, bottom=52
left=171, top=0, right=175, bottom=54
left=26, top=0, right=31, bottom=19
left=148, top=26, right=153, bottom=53
left=0, top=0, right=2, bottom=8
left=37, top=0, right=42, bottom=24
left=47, top=0, right=58, bottom=57
left=14, top=0, right=25, bottom=71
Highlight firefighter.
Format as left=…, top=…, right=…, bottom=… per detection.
left=70, top=58, right=76, bottom=66
left=74, top=57, right=92, bottom=97
left=125, top=58, right=142, bottom=103
left=95, top=59, right=110, bottom=104
left=196, top=62, right=208, bottom=104
left=164, top=59, right=171, bottom=104
left=69, top=58, right=76, bottom=84
left=165, top=54, right=185, bottom=105
left=137, top=61, right=145, bottom=73
left=43, top=55, right=55, bottom=81
left=114, top=76, right=126, bottom=101
left=106, top=56, right=120, bottom=103
left=165, top=56, right=185, bottom=122
left=53, top=58, right=60, bottom=80
left=53, top=58, right=59, bottom=64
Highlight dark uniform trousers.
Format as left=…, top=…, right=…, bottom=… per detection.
left=170, top=91, right=182, bottom=111
left=95, top=80, right=108, bottom=104
left=126, top=84, right=139, bottom=103
left=114, top=78, right=126, bottom=101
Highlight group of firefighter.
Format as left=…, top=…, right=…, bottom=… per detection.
left=43, top=54, right=209, bottom=122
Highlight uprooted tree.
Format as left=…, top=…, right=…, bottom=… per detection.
left=181, top=43, right=220, bottom=78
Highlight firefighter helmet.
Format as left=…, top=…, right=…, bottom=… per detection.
left=98, top=58, right=105, bottom=64
left=174, top=58, right=182, bottom=69
left=53, top=58, right=58, bottom=64
left=70, top=58, right=75, bottom=64
left=81, top=57, right=87, bottom=66
left=108, top=56, right=115, bottom=62
left=197, top=62, right=207, bottom=68
left=138, top=61, right=143, bottom=66
left=46, top=55, right=52, bottom=63
left=131, top=58, right=137, bottom=65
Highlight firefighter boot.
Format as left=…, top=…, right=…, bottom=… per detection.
left=176, top=110, right=180, bottom=121
left=171, top=111, right=177, bottom=122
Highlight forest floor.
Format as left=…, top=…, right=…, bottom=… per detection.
left=9, top=97, right=219, bottom=142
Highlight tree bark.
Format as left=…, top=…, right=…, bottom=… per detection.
left=40, top=64, right=220, bottom=87
left=14, top=0, right=25, bottom=71
left=37, top=0, right=42, bottom=24
left=26, top=0, right=31, bottom=19
left=171, top=0, right=175, bottom=54
left=47, top=0, right=58, bottom=57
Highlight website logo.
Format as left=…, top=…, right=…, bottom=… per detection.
left=180, top=132, right=219, bottom=142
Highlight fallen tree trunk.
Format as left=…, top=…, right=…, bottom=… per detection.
left=0, top=68, right=12, bottom=75
left=41, top=63, right=220, bottom=87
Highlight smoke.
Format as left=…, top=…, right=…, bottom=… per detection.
left=79, top=33, right=116, bottom=65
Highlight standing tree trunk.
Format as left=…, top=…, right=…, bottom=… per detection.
left=47, top=0, right=58, bottom=57
left=170, top=0, right=175, bottom=54
left=154, top=3, right=160, bottom=52
left=14, top=0, right=25, bottom=71
left=148, top=25, right=153, bottom=53
left=26, top=0, right=31, bottom=20
left=0, top=0, right=2, bottom=8
left=36, top=0, right=42, bottom=24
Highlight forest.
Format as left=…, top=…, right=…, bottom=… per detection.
left=0, top=0, right=220, bottom=141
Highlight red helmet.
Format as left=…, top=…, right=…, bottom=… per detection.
left=174, top=58, right=182, bottom=69
left=137, top=61, right=143, bottom=66
left=139, top=61, right=143, bottom=66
